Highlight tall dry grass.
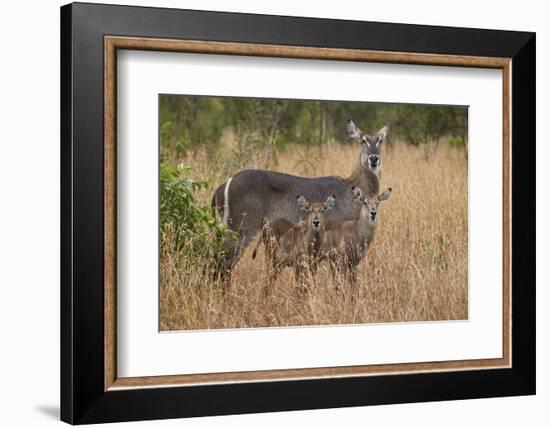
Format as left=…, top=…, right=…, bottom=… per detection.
left=160, top=141, right=468, bottom=330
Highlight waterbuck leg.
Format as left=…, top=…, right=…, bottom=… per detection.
left=267, top=262, right=281, bottom=291
left=294, top=256, right=311, bottom=294
left=346, top=260, right=359, bottom=289
left=214, top=234, right=252, bottom=287
left=330, top=257, right=345, bottom=290
left=212, top=240, right=237, bottom=285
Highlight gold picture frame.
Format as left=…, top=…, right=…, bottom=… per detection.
left=103, top=36, right=512, bottom=391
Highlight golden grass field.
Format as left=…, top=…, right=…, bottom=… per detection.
left=160, top=138, right=468, bottom=331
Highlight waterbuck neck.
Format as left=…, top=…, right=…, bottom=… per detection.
left=355, top=213, right=374, bottom=237
left=347, top=156, right=380, bottom=194
left=305, top=221, right=326, bottom=241
left=303, top=224, right=325, bottom=254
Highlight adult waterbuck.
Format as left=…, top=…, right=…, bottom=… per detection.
left=251, top=195, right=336, bottom=287
left=323, top=186, right=392, bottom=285
left=211, top=119, right=388, bottom=280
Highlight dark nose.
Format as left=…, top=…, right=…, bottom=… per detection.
left=368, top=154, right=379, bottom=163
left=370, top=212, right=377, bottom=221
left=312, top=219, right=321, bottom=228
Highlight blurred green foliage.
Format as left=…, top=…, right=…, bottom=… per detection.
left=160, top=95, right=468, bottom=157
left=160, top=97, right=226, bottom=155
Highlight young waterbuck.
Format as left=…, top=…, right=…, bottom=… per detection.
left=252, top=195, right=336, bottom=287
left=212, top=120, right=388, bottom=280
left=323, top=186, right=392, bottom=285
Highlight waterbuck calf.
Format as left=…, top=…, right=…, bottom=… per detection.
left=252, top=195, right=336, bottom=287
left=212, top=120, right=388, bottom=280
left=323, top=187, right=392, bottom=285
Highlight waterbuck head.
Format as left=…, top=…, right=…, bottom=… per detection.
left=347, top=119, right=388, bottom=176
left=296, top=195, right=336, bottom=231
left=361, top=188, right=392, bottom=225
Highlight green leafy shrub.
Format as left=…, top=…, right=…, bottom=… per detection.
left=160, top=163, right=232, bottom=259
left=448, top=136, right=465, bottom=147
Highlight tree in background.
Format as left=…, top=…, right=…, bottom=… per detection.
left=160, top=95, right=468, bottom=162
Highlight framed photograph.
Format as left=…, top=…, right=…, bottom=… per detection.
left=60, top=2, right=535, bottom=424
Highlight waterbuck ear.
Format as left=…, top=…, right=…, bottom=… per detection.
left=378, top=187, right=392, bottom=202
left=346, top=119, right=362, bottom=142
left=296, top=195, right=310, bottom=211
left=377, top=125, right=389, bottom=142
left=324, top=195, right=336, bottom=210
left=351, top=186, right=364, bottom=202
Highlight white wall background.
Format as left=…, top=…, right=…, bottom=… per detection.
left=0, top=0, right=546, bottom=426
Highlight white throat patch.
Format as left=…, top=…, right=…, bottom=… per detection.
left=370, top=165, right=381, bottom=177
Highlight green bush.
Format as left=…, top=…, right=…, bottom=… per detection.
left=448, top=136, right=465, bottom=147
left=160, top=163, right=233, bottom=259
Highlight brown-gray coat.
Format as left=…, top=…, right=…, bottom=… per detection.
left=212, top=120, right=388, bottom=280
left=252, top=195, right=336, bottom=286
left=322, top=187, right=392, bottom=285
